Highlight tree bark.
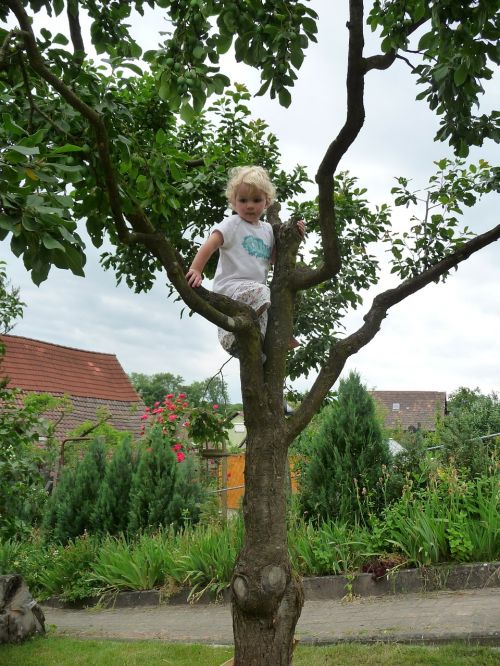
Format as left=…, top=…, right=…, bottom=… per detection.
left=230, top=424, right=303, bottom=665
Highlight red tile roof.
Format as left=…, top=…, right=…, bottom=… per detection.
left=0, top=334, right=140, bottom=401
left=370, top=390, right=447, bottom=431
left=0, top=334, right=145, bottom=441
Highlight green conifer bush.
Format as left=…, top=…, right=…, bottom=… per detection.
left=128, top=425, right=204, bottom=532
left=43, top=438, right=107, bottom=543
left=300, top=372, right=391, bottom=523
left=92, top=435, right=135, bottom=535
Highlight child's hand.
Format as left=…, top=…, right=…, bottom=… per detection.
left=296, top=219, right=306, bottom=238
left=186, top=268, right=203, bottom=288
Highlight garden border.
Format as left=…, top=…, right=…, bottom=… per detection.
left=43, top=561, right=500, bottom=609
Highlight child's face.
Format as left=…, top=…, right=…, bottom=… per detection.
left=232, top=184, right=268, bottom=224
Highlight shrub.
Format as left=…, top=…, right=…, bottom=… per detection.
left=299, top=371, right=391, bottom=523
left=436, top=387, right=500, bottom=478
left=43, top=438, right=107, bottom=543
left=128, top=425, right=205, bottom=532
left=92, top=435, right=135, bottom=535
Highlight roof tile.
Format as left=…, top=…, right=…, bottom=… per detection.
left=1, top=334, right=140, bottom=401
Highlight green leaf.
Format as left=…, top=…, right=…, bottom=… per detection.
left=211, top=74, right=229, bottom=95
left=0, top=215, right=18, bottom=232
left=158, top=71, right=171, bottom=101
left=278, top=88, right=292, bottom=108
left=433, top=65, right=449, bottom=82
left=216, top=32, right=233, bottom=55
left=53, top=33, right=69, bottom=45
left=302, top=17, right=318, bottom=36
left=52, top=0, right=64, bottom=17
left=290, top=45, right=304, bottom=70
left=2, top=114, right=28, bottom=137
left=118, top=62, right=144, bottom=75
left=10, top=145, right=40, bottom=156
left=41, top=234, right=64, bottom=251
left=49, top=144, right=85, bottom=154
left=179, top=101, right=195, bottom=124
left=454, top=63, right=468, bottom=87
left=418, top=31, right=435, bottom=51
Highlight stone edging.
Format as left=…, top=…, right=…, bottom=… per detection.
left=44, top=561, right=500, bottom=609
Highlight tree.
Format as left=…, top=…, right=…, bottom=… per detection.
left=183, top=375, right=230, bottom=408
left=300, top=371, right=390, bottom=523
left=128, top=372, right=185, bottom=407
left=129, top=371, right=230, bottom=408
left=2, top=1, right=500, bottom=663
left=436, top=387, right=500, bottom=478
left=0, top=260, right=25, bottom=334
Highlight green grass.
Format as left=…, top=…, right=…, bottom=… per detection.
left=0, top=637, right=498, bottom=665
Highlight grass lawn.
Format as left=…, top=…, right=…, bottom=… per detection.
left=0, top=637, right=498, bottom=665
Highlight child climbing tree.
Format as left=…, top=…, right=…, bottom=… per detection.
left=2, top=2, right=500, bottom=664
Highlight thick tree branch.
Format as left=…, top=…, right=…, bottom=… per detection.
left=286, top=222, right=500, bottom=440
left=300, top=10, right=430, bottom=293
left=299, top=0, right=366, bottom=292
left=67, top=0, right=85, bottom=62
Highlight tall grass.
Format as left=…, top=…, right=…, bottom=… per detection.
left=288, top=520, right=376, bottom=576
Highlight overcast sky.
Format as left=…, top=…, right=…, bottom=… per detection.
left=2, top=3, right=499, bottom=402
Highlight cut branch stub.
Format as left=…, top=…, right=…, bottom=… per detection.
left=232, top=564, right=288, bottom=617
left=261, top=565, right=287, bottom=596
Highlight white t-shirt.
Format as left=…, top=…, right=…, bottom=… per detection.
left=211, top=214, right=274, bottom=296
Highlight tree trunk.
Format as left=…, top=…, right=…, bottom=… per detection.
left=231, top=425, right=304, bottom=665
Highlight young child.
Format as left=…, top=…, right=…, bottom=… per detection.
left=186, top=165, right=304, bottom=357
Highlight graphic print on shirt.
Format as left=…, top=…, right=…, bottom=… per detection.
left=242, top=235, right=272, bottom=260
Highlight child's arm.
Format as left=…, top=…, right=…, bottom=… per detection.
left=186, top=231, right=223, bottom=287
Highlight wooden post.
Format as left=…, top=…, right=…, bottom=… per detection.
left=221, top=438, right=228, bottom=523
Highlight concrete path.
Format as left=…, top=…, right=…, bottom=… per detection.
left=43, top=588, right=500, bottom=646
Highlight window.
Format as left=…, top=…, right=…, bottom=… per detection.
left=392, top=402, right=400, bottom=411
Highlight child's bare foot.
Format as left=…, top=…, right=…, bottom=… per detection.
left=289, top=337, right=300, bottom=349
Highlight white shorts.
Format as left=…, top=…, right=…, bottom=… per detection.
left=217, top=281, right=270, bottom=356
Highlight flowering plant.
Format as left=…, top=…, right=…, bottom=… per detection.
left=139, top=392, right=231, bottom=459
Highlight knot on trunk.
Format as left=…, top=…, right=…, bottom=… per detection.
left=232, top=565, right=287, bottom=617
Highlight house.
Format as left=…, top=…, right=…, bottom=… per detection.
left=227, top=411, right=247, bottom=448
left=369, top=390, right=447, bottom=432
left=0, top=334, right=145, bottom=441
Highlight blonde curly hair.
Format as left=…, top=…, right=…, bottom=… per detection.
left=225, top=165, right=276, bottom=206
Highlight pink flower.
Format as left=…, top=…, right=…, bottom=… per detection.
left=182, top=402, right=189, bottom=408
left=154, top=401, right=160, bottom=407
left=182, top=421, right=190, bottom=427
left=166, top=393, right=174, bottom=399
left=176, top=452, right=186, bottom=463
left=213, top=404, right=219, bottom=410
left=168, top=414, right=177, bottom=422
left=179, top=393, right=187, bottom=399
left=172, top=443, right=182, bottom=452
left=140, top=414, right=149, bottom=421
